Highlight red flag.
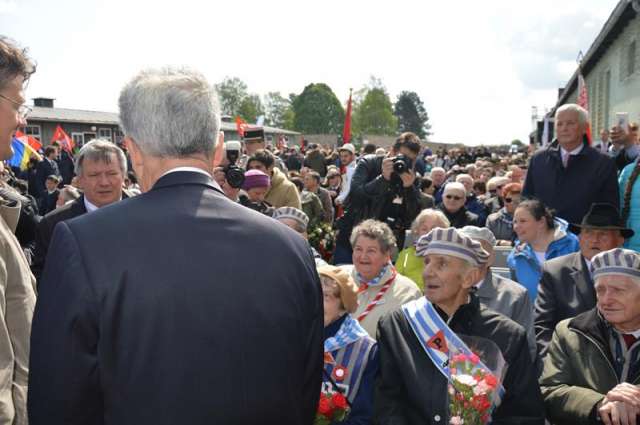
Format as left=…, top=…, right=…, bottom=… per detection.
left=342, top=89, right=352, bottom=145
left=51, top=125, right=75, bottom=153
left=577, top=73, right=592, bottom=145
left=235, top=116, right=247, bottom=138
left=15, top=129, right=42, bottom=151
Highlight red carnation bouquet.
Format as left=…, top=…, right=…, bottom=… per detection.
left=447, top=336, right=506, bottom=425
left=315, top=391, right=349, bottom=425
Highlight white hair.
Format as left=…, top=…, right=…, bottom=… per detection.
left=430, top=167, right=445, bottom=175
left=118, top=67, right=221, bottom=158
left=411, top=209, right=450, bottom=235
left=555, top=103, right=589, bottom=125
left=443, top=182, right=466, bottom=196
left=456, top=174, right=473, bottom=184
left=75, top=138, right=127, bottom=176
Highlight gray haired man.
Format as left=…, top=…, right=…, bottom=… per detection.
left=32, top=138, right=128, bottom=281
left=459, top=225, right=537, bottom=363
left=28, top=67, right=323, bottom=425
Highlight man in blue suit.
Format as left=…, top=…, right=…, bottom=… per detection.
left=28, top=67, right=324, bottom=425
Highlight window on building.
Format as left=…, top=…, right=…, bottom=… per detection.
left=114, top=129, right=124, bottom=144
left=98, top=128, right=113, bottom=142
left=628, top=40, right=637, bottom=77
left=24, top=125, right=41, bottom=141
left=72, top=133, right=85, bottom=148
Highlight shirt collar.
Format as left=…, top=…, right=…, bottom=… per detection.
left=160, top=167, right=213, bottom=179
left=561, top=143, right=584, bottom=157
left=84, top=197, right=99, bottom=213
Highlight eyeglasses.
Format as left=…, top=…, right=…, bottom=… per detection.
left=0, top=93, right=31, bottom=119
left=445, top=195, right=463, bottom=201
left=504, top=197, right=521, bottom=204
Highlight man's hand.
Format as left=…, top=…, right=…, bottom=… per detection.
left=400, top=170, right=416, bottom=188
left=381, top=157, right=394, bottom=181
left=599, top=399, right=638, bottom=425
left=606, top=384, right=640, bottom=409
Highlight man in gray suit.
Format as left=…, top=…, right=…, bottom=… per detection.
left=460, top=226, right=537, bottom=362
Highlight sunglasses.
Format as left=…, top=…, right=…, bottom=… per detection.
left=445, top=195, right=463, bottom=201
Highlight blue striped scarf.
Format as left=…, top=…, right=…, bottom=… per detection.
left=324, top=314, right=370, bottom=353
left=355, top=262, right=393, bottom=287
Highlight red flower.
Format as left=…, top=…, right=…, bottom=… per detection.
left=332, top=392, right=348, bottom=410
left=484, top=374, right=498, bottom=389
left=472, top=395, right=491, bottom=412
left=317, top=393, right=333, bottom=417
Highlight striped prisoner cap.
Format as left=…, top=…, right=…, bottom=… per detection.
left=415, top=227, right=489, bottom=266
left=591, top=248, right=640, bottom=281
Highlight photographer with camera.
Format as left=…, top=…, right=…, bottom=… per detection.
left=213, top=141, right=245, bottom=201
left=333, top=132, right=426, bottom=265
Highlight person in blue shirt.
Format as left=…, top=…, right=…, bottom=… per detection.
left=507, top=199, right=579, bottom=301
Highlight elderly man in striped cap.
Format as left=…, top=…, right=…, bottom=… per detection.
left=374, top=227, right=544, bottom=424
left=541, top=248, right=640, bottom=425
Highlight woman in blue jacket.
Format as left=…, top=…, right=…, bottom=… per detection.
left=507, top=199, right=580, bottom=301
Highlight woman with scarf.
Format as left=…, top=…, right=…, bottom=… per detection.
left=318, top=266, right=378, bottom=425
left=347, top=219, right=422, bottom=338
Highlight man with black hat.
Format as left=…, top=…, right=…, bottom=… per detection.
left=540, top=248, right=640, bottom=424
left=238, top=126, right=287, bottom=173
left=535, top=203, right=632, bottom=357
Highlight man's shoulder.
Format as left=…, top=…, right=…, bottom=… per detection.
left=492, top=274, right=529, bottom=299
left=543, top=251, right=579, bottom=271
left=476, top=304, right=528, bottom=352
left=40, top=198, right=85, bottom=229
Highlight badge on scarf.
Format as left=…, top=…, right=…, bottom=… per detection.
left=332, top=366, right=348, bottom=382
left=324, top=352, right=336, bottom=365
left=427, top=330, right=449, bottom=354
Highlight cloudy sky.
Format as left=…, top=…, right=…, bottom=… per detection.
left=1, top=0, right=619, bottom=145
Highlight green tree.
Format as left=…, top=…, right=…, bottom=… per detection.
left=215, top=77, right=248, bottom=117
left=394, top=91, right=431, bottom=139
left=511, top=139, right=524, bottom=146
left=237, top=94, right=264, bottom=124
left=292, top=83, right=344, bottom=134
left=264, top=91, right=294, bottom=129
left=353, top=87, right=397, bottom=136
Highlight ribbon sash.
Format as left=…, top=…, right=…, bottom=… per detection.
left=401, top=297, right=506, bottom=396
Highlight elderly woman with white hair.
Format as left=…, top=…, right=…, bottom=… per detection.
left=437, top=182, right=481, bottom=228
left=347, top=219, right=422, bottom=338
left=395, top=209, right=450, bottom=291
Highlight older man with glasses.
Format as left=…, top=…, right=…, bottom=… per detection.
left=0, top=36, right=37, bottom=425
left=437, top=181, right=481, bottom=228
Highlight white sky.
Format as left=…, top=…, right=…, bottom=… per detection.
left=0, top=0, right=619, bottom=145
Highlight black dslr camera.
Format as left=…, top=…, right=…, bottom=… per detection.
left=224, top=141, right=245, bottom=189
left=392, top=154, right=413, bottom=174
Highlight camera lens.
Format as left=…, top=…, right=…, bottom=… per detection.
left=225, top=165, right=245, bottom=189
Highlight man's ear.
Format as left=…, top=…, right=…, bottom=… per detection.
left=461, top=266, right=480, bottom=289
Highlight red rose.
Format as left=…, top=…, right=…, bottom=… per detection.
left=317, top=394, right=333, bottom=416
left=484, top=374, right=498, bottom=388
left=332, top=392, right=348, bottom=410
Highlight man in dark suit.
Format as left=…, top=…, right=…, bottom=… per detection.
left=34, top=145, right=60, bottom=197
left=28, top=67, right=323, bottom=425
left=522, top=104, right=619, bottom=224
left=31, top=138, right=129, bottom=281
left=37, top=174, right=60, bottom=215
left=534, top=203, right=631, bottom=357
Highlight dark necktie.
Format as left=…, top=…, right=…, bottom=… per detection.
left=622, top=334, right=638, bottom=350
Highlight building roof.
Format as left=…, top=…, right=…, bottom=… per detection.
left=555, top=0, right=637, bottom=108
left=28, top=106, right=300, bottom=135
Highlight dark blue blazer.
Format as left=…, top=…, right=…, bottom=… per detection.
left=34, top=158, right=60, bottom=196
left=28, top=171, right=324, bottom=425
left=522, top=140, right=619, bottom=224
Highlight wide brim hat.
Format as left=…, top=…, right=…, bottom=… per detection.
left=569, top=203, right=634, bottom=239
left=317, top=265, right=359, bottom=314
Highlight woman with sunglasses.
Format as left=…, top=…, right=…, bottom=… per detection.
left=487, top=182, right=522, bottom=245
left=436, top=182, right=481, bottom=228
left=507, top=199, right=579, bottom=301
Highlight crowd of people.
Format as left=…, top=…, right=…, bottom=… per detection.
left=2, top=35, right=640, bottom=425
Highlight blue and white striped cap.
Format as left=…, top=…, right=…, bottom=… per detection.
left=591, top=248, right=640, bottom=281
left=415, top=227, right=489, bottom=266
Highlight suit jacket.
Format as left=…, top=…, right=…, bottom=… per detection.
left=31, top=195, right=88, bottom=281
left=476, top=270, right=537, bottom=363
left=37, top=189, right=59, bottom=216
left=28, top=171, right=324, bottom=425
left=534, top=252, right=596, bottom=358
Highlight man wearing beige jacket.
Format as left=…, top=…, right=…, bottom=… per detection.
left=0, top=36, right=37, bottom=425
